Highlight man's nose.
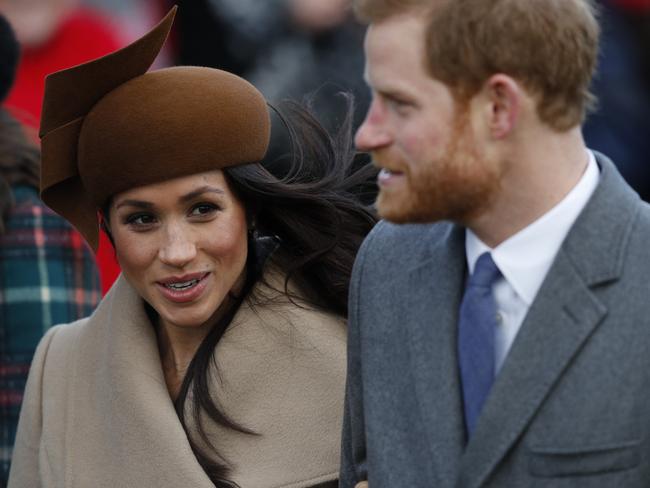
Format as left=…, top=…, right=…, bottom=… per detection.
left=354, top=100, right=392, bottom=152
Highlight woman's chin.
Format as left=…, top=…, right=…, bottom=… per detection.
left=159, top=310, right=214, bottom=330
left=151, top=299, right=215, bottom=330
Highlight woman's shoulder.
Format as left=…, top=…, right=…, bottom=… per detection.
left=20, top=316, right=93, bottom=417
left=255, top=262, right=336, bottom=307
left=253, top=265, right=345, bottom=325
left=213, top=266, right=347, bottom=488
left=223, top=265, right=346, bottom=360
left=33, top=316, right=92, bottom=368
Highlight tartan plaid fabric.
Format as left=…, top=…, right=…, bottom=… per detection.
left=0, top=185, right=101, bottom=486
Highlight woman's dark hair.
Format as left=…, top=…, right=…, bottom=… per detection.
left=0, top=108, right=41, bottom=234
left=173, top=96, right=377, bottom=486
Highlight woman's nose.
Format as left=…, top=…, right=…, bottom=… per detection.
left=158, top=225, right=197, bottom=268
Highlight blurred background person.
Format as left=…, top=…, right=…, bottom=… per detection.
left=82, top=0, right=167, bottom=42
left=0, top=0, right=140, bottom=294
left=173, top=0, right=369, bottom=132
left=0, top=0, right=124, bottom=129
left=0, top=14, right=100, bottom=486
left=583, top=0, right=650, bottom=200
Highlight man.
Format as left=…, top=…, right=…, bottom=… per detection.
left=341, top=0, right=650, bottom=486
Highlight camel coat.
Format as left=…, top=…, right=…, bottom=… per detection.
left=8, top=272, right=346, bottom=488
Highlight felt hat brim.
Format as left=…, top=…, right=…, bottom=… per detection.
left=40, top=6, right=271, bottom=251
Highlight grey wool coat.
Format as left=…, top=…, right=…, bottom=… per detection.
left=9, top=270, right=346, bottom=488
left=340, top=154, right=650, bottom=487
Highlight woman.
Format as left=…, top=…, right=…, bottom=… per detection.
left=8, top=8, right=376, bottom=488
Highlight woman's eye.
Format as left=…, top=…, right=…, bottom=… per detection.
left=125, top=213, right=156, bottom=226
left=190, top=203, right=219, bottom=217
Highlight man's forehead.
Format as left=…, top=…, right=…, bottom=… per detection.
left=362, top=15, right=428, bottom=87
left=364, top=12, right=425, bottom=44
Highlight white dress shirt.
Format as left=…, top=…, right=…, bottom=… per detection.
left=465, top=151, right=600, bottom=373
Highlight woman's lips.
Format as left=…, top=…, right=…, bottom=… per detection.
left=378, top=168, right=406, bottom=187
left=156, top=272, right=210, bottom=303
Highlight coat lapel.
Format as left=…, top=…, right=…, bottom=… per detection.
left=405, top=224, right=467, bottom=488
left=68, top=276, right=216, bottom=487
left=457, top=250, right=607, bottom=487
left=457, top=153, right=640, bottom=488
left=68, top=271, right=346, bottom=488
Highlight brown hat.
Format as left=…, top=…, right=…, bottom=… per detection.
left=39, top=6, right=271, bottom=251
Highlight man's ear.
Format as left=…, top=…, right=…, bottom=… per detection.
left=482, top=74, right=521, bottom=139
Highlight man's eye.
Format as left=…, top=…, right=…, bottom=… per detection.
left=190, top=203, right=218, bottom=217
left=387, top=98, right=411, bottom=112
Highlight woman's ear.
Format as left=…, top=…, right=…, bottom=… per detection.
left=246, top=209, right=258, bottom=238
left=99, top=210, right=115, bottom=247
left=248, top=219, right=256, bottom=235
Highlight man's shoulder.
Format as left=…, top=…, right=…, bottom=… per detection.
left=634, top=199, right=650, bottom=226
left=364, top=219, right=452, bottom=249
left=624, top=199, right=650, bottom=251
left=356, top=219, right=455, bottom=272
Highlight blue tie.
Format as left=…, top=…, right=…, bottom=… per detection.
left=458, top=252, right=501, bottom=438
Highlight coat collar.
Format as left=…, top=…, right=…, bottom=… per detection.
left=66, top=270, right=345, bottom=488
left=404, top=223, right=467, bottom=488
left=559, top=152, right=640, bottom=286
left=68, top=274, right=215, bottom=487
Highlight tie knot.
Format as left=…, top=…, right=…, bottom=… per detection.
left=469, top=252, right=501, bottom=288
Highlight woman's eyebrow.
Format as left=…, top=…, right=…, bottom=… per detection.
left=179, top=186, right=225, bottom=203
left=114, top=199, right=154, bottom=210
left=114, top=187, right=225, bottom=210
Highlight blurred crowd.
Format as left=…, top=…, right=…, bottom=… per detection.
left=584, top=0, right=650, bottom=201
left=2, top=0, right=647, bottom=205
left=2, top=0, right=648, bottom=272
left=0, top=0, right=648, bottom=483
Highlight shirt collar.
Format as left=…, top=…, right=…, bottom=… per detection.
left=466, top=150, right=600, bottom=306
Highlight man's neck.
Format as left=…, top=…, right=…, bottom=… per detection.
left=468, top=128, right=589, bottom=248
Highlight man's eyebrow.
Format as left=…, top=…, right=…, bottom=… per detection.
left=179, top=186, right=225, bottom=204
left=376, top=89, right=416, bottom=107
left=368, top=80, right=413, bottom=101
